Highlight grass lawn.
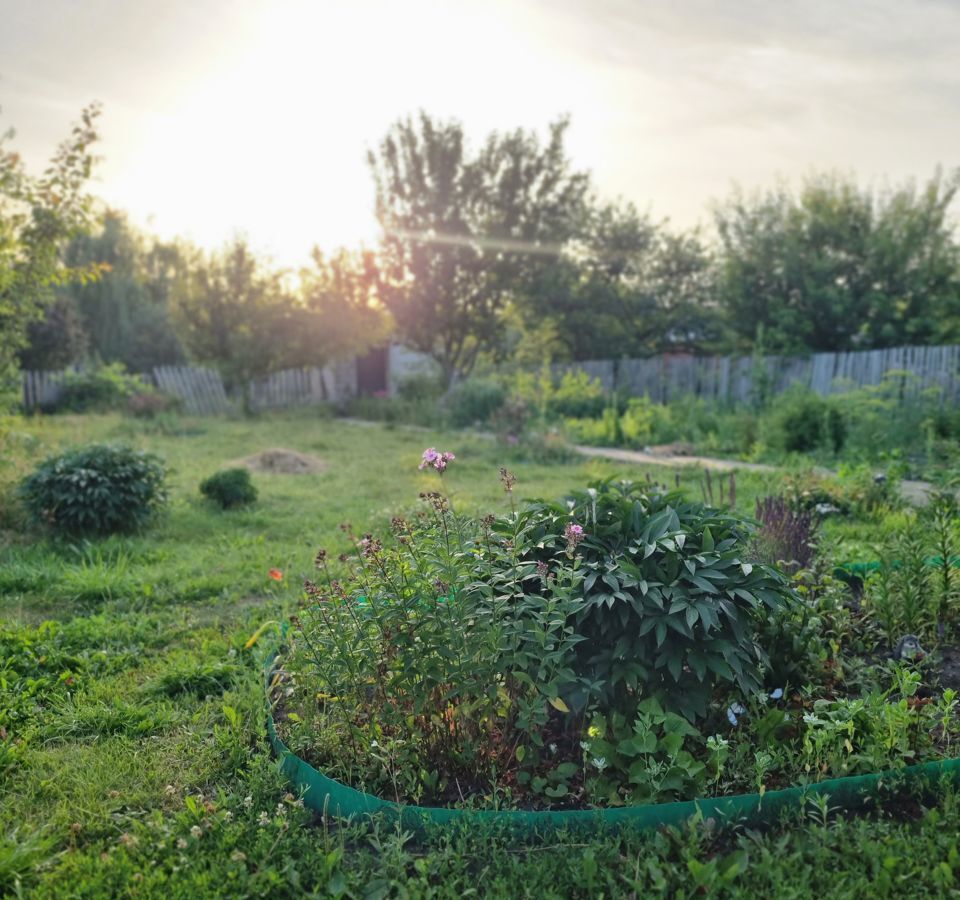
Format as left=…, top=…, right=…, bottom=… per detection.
left=2, top=409, right=960, bottom=898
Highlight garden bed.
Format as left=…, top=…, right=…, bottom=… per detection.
left=266, top=650, right=960, bottom=833
left=270, top=449, right=960, bottom=828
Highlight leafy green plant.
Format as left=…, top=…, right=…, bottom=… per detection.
left=767, top=387, right=846, bottom=455
left=547, top=370, right=607, bottom=419
left=18, top=443, right=167, bottom=536
left=444, top=378, right=507, bottom=427
left=199, top=468, right=258, bottom=510
left=41, top=363, right=147, bottom=414
left=510, top=478, right=797, bottom=721
left=582, top=700, right=708, bottom=805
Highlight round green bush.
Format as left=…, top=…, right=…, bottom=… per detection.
left=19, top=444, right=167, bottom=536
left=445, top=378, right=507, bottom=427
left=199, top=468, right=258, bottom=509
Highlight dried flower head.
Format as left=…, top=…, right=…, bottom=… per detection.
left=499, top=467, right=517, bottom=492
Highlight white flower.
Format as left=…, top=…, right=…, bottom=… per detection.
left=243, top=796, right=253, bottom=809
left=190, top=825, right=202, bottom=839
left=176, top=838, right=188, bottom=850
left=579, top=741, right=591, bottom=752
left=231, top=850, right=247, bottom=862
left=275, top=803, right=286, bottom=817
left=258, top=812, right=270, bottom=826
left=591, top=756, right=607, bottom=771
left=223, top=811, right=233, bottom=822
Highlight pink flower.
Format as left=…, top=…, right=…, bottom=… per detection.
left=419, top=448, right=456, bottom=474
left=564, top=523, right=585, bottom=554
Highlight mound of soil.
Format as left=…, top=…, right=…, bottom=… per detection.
left=233, top=448, right=327, bottom=475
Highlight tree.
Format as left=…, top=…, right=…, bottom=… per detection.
left=0, top=104, right=100, bottom=392
left=713, top=170, right=960, bottom=353
left=282, top=247, right=392, bottom=369
left=369, top=113, right=589, bottom=384
left=17, top=295, right=88, bottom=370
left=60, top=210, right=187, bottom=372
left=518, top=200, right=720, bottom=359
left=171, top=239, right=288, bottom=409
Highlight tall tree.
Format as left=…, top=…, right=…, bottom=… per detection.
left=171, top=239, right=288, bottom=409
left=520, top=200, right=720, bottom=359
left=60, top=210, right=187, bottom=371
left=0, top=104, right=100, bottom=392
left=281, top=247, right=391, bottom=369
left=369, top=113, right=589, bottom=384
left=713, top=170, right=960, bottom=353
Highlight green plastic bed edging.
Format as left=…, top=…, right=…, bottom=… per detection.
left=265, top=650, right=960, bottom=834
left=835, top=555, right=960, bottom=581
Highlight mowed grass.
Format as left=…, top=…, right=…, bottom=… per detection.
left=1, top=409, right=955, bottom=898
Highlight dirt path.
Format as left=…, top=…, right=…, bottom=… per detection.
left=573, top=444, right=940, bottom=506
left=573, top=444, right=777, bottom=473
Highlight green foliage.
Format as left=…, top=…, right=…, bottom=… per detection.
left=19, top=443, right=167, bottom=536
left=714, top=170, right=960, bottom=353
left=547, top=370, right=606, bottom=418
left=199, top=468, right=258, bottom=510
left=42, top=363, right=147, bottom=414
left=0, top=104, right=101, bottom=401
left=444, top=377, right=506, bottom=427
left=582, top=700, right=708, bottom=805
left=518, top=199, right=720, bottom=359
left=766, top=387, right=846, bottom=455
left=59, top=211, right=187, bottom=372
left=17, top=296, right=88, bottom=370
left=519, top=478, right=796, bottom=720
left=370, top=113, right=589, bottom=383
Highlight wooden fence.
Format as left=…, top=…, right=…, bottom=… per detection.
left=21, top=359, right=359, bottom=414
left=555, top=344, right=960, bottom=406
left=20, top=343, right=960, bottom=414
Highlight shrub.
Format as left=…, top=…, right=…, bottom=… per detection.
left=199, top=468, right=257, bottom=509
left=19, top=444, right=167, bottom=536
left=42, top=363, right=146, bottom=414
left=508, top=478, right=796, bottom=721
left=547, top=370, right=607, bottom=419
left=445, top=378, right=507, bottom=427
left=767, top=388, right=846, bottom=455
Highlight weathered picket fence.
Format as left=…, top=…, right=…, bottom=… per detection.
left=21, top=343, right=960, bottom=414
left=21, top=359, right=360, bottom=415
left=554, top=344, right=960, bottom=406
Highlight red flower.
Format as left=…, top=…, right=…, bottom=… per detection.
left=268, top=568, right=283, bottom=581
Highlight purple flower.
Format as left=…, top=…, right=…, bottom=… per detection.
left=564, top=522, right=586, bottom=555
left=419, top=448, right=456, bottom=474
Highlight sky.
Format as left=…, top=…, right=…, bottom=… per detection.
left=2, top=0, right=959, bottom=268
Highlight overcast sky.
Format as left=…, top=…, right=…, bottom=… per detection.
left=2, top=0, right=959, bottom=267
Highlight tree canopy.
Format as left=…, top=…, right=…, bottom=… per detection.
left=713, top=170, right=960, bottom=353
left=369, top=113, right=589, bottom=383
left=0, top=104, right=101, bottom=388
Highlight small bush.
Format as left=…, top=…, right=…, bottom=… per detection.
left=768, top=388, right=846, bottom=455
left=547, top=370, right=607, bottom=419
left=19, top=444, right=167, bottom=536
left=445, top=378, right=506, bottom=427
left=200, top=468, right=258, bottom=509
left=42, top=364, right=146, bottom=414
